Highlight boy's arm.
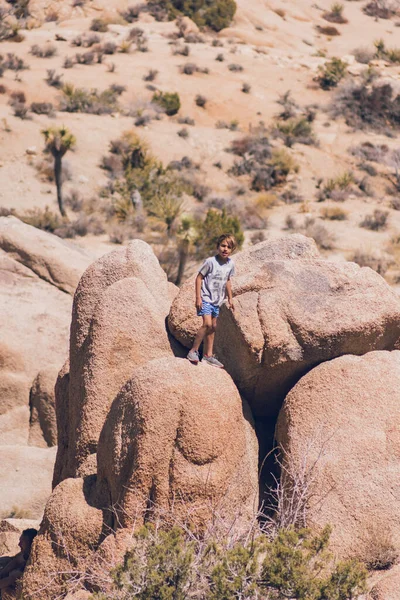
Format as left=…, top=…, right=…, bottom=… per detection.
left=225, top=280, right=234, bottom=311
left=195, top=274, right=203, bottom=311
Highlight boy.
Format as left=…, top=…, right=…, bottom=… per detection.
left=187, top=233, right=236, bottom=368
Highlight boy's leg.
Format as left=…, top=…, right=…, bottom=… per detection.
left=204, top=316, right=217, bottom=357
left=188, top=315, right=212, bottom=363
left=192, top=315, right=212, bottom=351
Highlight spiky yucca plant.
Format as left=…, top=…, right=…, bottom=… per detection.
left=42, top=126, right=76, bottom=217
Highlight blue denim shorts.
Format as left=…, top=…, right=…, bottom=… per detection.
left=197, top=301, right=220, bottom=318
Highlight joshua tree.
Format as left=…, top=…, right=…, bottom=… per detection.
left=42, top=126, right=76, bottom=217
left=175, top=216, right=196, bottom=285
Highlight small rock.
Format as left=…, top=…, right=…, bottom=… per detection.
left=78, top=175, right=88, bottom=184
left=26, top=147, right=37, bottom=156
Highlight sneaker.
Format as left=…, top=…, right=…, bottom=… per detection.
left=202, top=355, right=224, bottom=368
left=187, top=349, right=200, bottom=364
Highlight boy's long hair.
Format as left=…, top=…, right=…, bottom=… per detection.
left=216, top=233, right=237, bottom=251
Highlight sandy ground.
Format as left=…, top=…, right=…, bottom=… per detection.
left=0, top=0, right=399, bottom=272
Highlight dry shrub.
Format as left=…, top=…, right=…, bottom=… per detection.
left=120, top=4, right=144, bottom=22
left=304, top=217, right=336, bottom=249
left=30, top=101, right=54, bottom=115
left=35, top=156, right=72, bottom=183
left=30, top=43, right=57, bottom=58
left=20, top=206, right=62, bottom=232
left=177, top=115, right=195, bottom=125
left=0, top=207, right=16, bottom=216
left=195, top=94, right=207, bottom=107
left=363, top=0, right=399, bottom=19
left=355, top=523, right=399, bottom=570
left=318, top=171, right=355, bottom=201
left=60, top=83, right=121, bottom=115
left=349, top=141, right=388, bottom=163
left=360, top=209, right=389, bottom=230
left=64, top=188, right=83, bottom=212
left=352, top=248, right=394, bottom=275
left=109, top=222, right=132, bottom=243
left=285, top=215, right=336, bottom=249
left=251, top=230, right=266, bottom=244
left=331, top=80, right=400, bottom=131
left=280, top=185, right=303, bottom=204
left=90, top=18, right=108, bottom=32
left=172, top=43, right=190, bottom=56
left=54, top=214, right=105, bottom=238
left=323, top=2, right=348, bottom=23
left=390, top=197, right=400, bottom=210
left=320, top=205, right=348, bottom=220
left=143, top=69, right=158, bottom=81
left=255, top=192, right=279, bottom=209
left=316, top=24, right=341, bottom=35
left=45, top=69, right=63, bottom=88
left=75, top=51, right=95, bottom=65
left=228, top=62, right=243, bottom=71
left=353, top=46, right=375, bottom=64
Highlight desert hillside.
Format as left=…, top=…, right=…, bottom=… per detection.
left=0, top=0, right=399, bottom=284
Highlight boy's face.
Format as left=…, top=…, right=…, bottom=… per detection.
left=217, top=240, right=233, bottom=260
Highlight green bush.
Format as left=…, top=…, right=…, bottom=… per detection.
left=194, top=208, right=244, bottom=255
left=152, top=0, right=236, bottom=31
left=92, top=524, right=367, bottom=600
left=275, top=116, right=317, bottom=147
left=316, top=57, right=347, bottom=90
left=152, top=91, right=181, bottom=116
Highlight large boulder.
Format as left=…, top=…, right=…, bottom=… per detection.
left=276, top=351, right=400, bottom=559
left=0, top=216, right=91, bottom=294
left=0, top=253, right=72, bottom=444
left=169, top=235, right=400, bottom=417
left=56, top=241, right=173, bottom=484
left=0, top=218, right=93, bottom=518
left=97, top=357, right=259, bottom=531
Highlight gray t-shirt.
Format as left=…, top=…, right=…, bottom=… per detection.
left=199, top=256, right=235, bottom=307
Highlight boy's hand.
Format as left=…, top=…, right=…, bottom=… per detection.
left=196, top=298, right=203, bottom=312
left=228, top=299, right=235, bottom=312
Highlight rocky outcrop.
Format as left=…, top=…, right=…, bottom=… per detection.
left=0, top=519, right=40, bottom=557
left=0, top=218, right=93, bottom=519
left=97, top=357, right=259, bottom=530
left=369, top=565, right=400, bottom=599
left=56, top=241, right=173, bottom=484
left=23, top=240, right=260, bottom=600
left=169, top=235, right=400, bottom=417
left=0, top=216, right=90, bottom=295
left=21, top=478, right=103, bottom=600
left=275, top=351, right=400, bottom=559
left=28, top=368, right=59, bottom=448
